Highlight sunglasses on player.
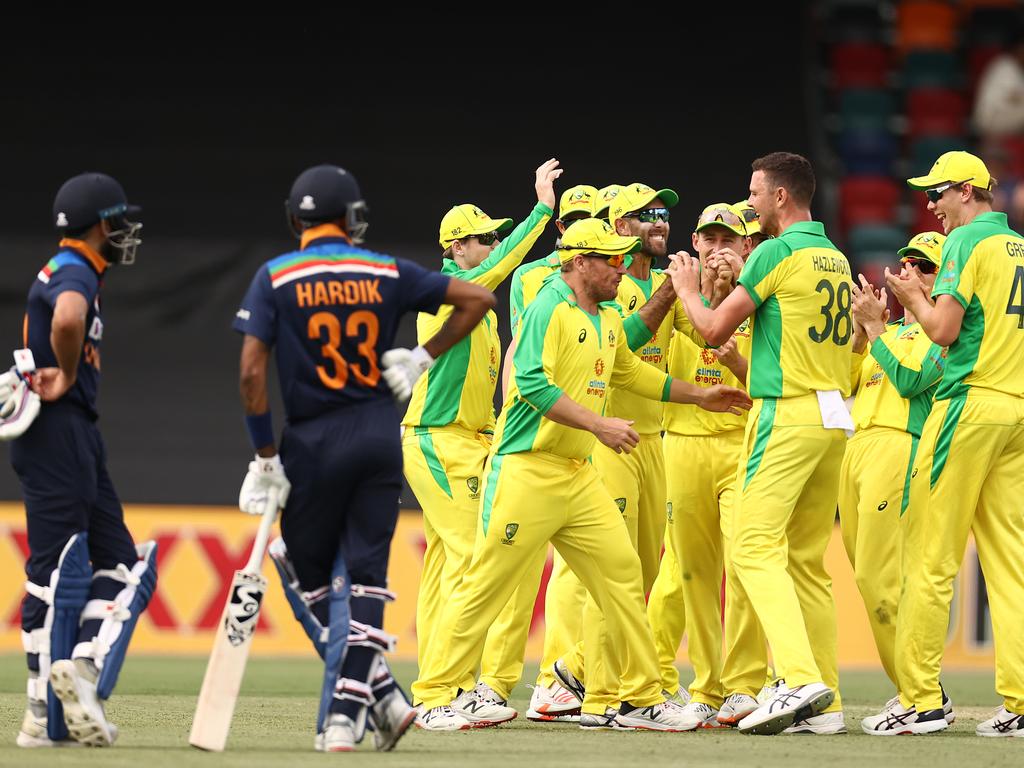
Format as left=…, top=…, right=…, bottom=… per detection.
left=580, top=252, right=627, bottom=267
left=901, top=257, right=937, bottom=274
left=924, top=180, right=971, bottom=203
left=696, top=208, right=745, bottom=230
left=463, top=231, right=498, bottom=245
left=623, top=208, right=670, bottom=224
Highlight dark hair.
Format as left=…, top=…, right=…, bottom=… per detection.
left=972, top=184, right=996, bottom=203
left=751, top=152, right=816, bottom=207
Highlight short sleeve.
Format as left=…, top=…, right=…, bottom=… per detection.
left=46, top=265, right=99, bottom=308
left=233, top=267, right=277, bottom=345
left=396, top=257, right=451, bottom=315
left=737, top=238, right=791, bottom=308
left=931, top=231, right=975, bottom=309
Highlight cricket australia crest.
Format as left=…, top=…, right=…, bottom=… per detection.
left=501, top=522, right=519, bottom=545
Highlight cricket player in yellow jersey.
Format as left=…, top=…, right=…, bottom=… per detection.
left=669, top=152, right=852, bottom=735
left=864, top=151, right=1024, bottom=737
left=649, top=203, right=771, bottom=730
left=413, top=218, right=751, bottom=731
left=402, top=159, right=561, bottom=724
left=555, top=183, right=706, bottom=723
left=843, top=232, right=948, bottom=721
left=506, top=184, right=597, bottom=722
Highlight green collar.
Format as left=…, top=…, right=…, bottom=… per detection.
left=780, top=220, right=826, bottom=238
left=971, top=211, right=1008, bottom=227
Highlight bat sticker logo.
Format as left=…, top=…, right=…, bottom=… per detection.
left=223, top=575, right=265, bottom=647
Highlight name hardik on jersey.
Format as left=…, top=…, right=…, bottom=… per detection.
left=233, top=224, right=450, bottom=423
left=931, top=211, right=1024, bottom=400
left=737, top=221, right=853, bottom=399
left=23, top=239, right=108, bottom=418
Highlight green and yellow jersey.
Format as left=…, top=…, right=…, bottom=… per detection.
left=494, top=275, right=672, bottom=461
left=737, top=221, right=853, bottom=399
left=604, top=270, right=704, bottom=434
left=509, top=251, right=561, bottom=335
left=931, top=211, right=1024, bottom=400
left=663, top=318, right=752, bottom=436
left=402, top=202, right=552, bottom=432
left=850, top=320, right=945, bottom=436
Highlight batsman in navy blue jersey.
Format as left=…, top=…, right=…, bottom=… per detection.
left=6, top=173, right=156, bottom=749
left=232, top=164, right=494, bottom=752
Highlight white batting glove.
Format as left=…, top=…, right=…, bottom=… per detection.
left=239, top=454, right=291, bottom=514
left=381, top=345, right=434, bottom=402
left=0, top=377, right=40, bottom=440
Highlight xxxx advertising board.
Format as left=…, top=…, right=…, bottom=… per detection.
left=0, top=504, right=996, bottom=668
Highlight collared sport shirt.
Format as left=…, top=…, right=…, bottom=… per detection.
left=234, top=224, right=450, bottom=423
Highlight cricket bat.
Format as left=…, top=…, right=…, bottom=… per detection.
left=189, top=487, right=279, bottom=751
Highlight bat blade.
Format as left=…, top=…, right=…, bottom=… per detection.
left=188, top=569, right=268, bottom=751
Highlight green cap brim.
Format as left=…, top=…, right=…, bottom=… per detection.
left=656, top=188, right=680, bottom=208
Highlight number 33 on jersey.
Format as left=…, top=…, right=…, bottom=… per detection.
left=736, top=221, right=854, bottom=399
left=232, top=224, right=451, bottom=422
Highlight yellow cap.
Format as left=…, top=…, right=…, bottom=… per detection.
left=694, top=203, right=748, bottom=237
left=558, top=184, right=598, bottom=220
left=907, top=151, right=993, bottom=191
left=438, top=204, right=513, bottom=247
left=557, top=218, right=642, bottom=263
left=593, top=184, right=623, bottom=218
left=897, top=230, right=945, bottom=266
left=608, top=182, right=680, bottom=227
left=733, top=200, right=760, bottom=236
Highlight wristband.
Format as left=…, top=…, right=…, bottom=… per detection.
left=245, top=411, right=274, bottom=450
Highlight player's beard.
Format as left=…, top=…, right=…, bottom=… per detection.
left=641, top=229, right=668, bottom=261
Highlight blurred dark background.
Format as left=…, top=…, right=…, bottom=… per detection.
left=6, top=4, right=1019, bottom=504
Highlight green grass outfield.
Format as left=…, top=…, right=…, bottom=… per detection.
left=0, top=654, right=1019, bottom=767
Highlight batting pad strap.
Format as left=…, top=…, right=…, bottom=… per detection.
left=269, top=537, right=329, bottom=658
left=350, top=584, right=396, bottom=602
left=333, top=678, right=373, bottom=705
left=81, top=598, right=132, bottom=622
left=25, top=580, right=52, bottom=604
left=370, top=656, right=395, bottom=696
left=348, top=620, right=398, bottom=652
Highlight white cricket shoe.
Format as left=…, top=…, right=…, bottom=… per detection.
left=16, top=701, right=83, bottom=748
left=784, top=711, right=847, bottom=734
left=417, top=705, right=472, bottom=731
left=975, top=707, right=1024, bottom=738
left=314, top=714, right=357, bottom=752
left=527, top=682, right=581, bottom=722
left=370, top=689, right=418, bottom=751
left=738, top=682, right=834, bottom=736
left=579, top=707, right=634, bottom=730
left=451, top=682, right=517, bottom=727
left=674, top=701, right=723, bottom=730
left=663, top=687, right=692, bottom=707
left=880, top=688, right=955, bottom=725
left=551, top=659, right=585, bottom=704
left=615, top=698, right=693, bottom=732
left=861, top=701, right=947, bottom=735
left=717, top=693, right=759, bottom=727
left=49, top=658, right=117, bottom=747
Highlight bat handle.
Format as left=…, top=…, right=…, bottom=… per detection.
left=244, top=486, right=279, bottom=575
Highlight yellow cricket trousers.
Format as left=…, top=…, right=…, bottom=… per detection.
left=562, top=433, right=666, bottom=713
left=404, top=427, right=540, bottom=700
left=663, top=430, right=765, bottom=707
left=412, top=451, right=664, bottom=710
left=731, top=396, right=844, bottom=711
left=647, top=528, right=686, bottom=695
left=838, top=427, right=914, bottom=689
left=896, top=392, right=1024, bottom=715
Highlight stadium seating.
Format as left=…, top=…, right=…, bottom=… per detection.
left=907, top=88, right=967, bottom=137
left=832, top=43, right=890, bottom=89
left=839, top=177, right=901, bottom=232
left=896, top=1, right=956, bottom=52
